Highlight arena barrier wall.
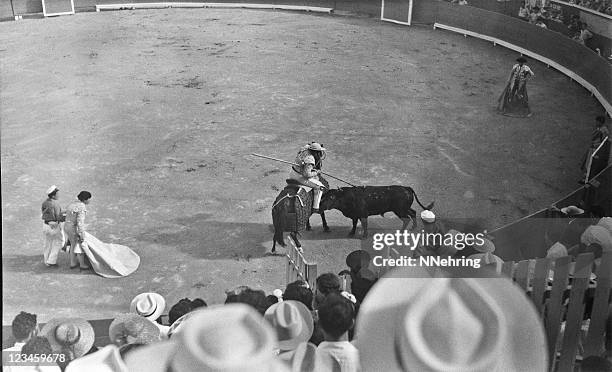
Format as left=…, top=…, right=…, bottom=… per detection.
left=410, top=0, right=612, bottom=116
left=489, top=164, right=611, bottom=261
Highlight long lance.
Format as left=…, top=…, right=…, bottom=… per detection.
left=251, top=153, right=358, bottom=187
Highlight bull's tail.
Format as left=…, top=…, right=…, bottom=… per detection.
left=407, top=187, right=434, bottom=210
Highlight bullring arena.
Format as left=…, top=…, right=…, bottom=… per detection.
left=1, top=0, right=611, bottom=369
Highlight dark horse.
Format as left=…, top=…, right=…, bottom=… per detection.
left=271, top=176, right=329, bottom=252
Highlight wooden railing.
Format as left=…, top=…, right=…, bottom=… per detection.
left=285, top=236, right=317, bottom=291
left=502, top=252, right=611, bottom=371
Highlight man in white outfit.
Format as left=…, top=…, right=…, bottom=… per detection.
left=41, top=185, right=65, bottom=267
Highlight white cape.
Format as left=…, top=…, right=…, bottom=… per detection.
left=81, top=232, right=140, bottom=278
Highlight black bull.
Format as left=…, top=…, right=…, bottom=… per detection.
left=271, top=176, right=330, bottom=252
left=319, top=186, right=434, bottom=238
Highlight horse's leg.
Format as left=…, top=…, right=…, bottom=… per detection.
left=272, top=238, right=276, bottom=253
left=290, top=232, right=302, bottom=249
left=306, top=219, right=312, bottom=231
left=349, top=219, right=358, bottom=236
left=360, top=217, right=368, bottom=239
left=321, top=211, right=330, bottom=232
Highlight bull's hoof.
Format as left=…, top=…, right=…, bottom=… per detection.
left=361, top=233, right=369, bottom=240
left=306, top=225, right=312, bottom=231
left=348, top=231, right=356, bottom=237
left=323, top=226, right=331, bottom=233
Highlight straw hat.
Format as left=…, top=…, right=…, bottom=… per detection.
left=264, top=301, right=314, bottom=351
left=108, top=313, right=161, bottom=346
left=40, top=317, right=95, bottom=358
left=65, top=345, right=128, bottom=372
left=354, top=266, right=548, bottom=372
left=125, top=304, right=289, bottom=372
left=130, top=293, right=166, bottom=321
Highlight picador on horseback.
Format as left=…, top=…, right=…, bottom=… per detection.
left=289, top=142, right=327, bottom=213
left=271, top=142, right=330, bottom=252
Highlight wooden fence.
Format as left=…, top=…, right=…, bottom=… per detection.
left=285, top=236, right=317, bottom=291
left=502, top=252, right=611, bottom=371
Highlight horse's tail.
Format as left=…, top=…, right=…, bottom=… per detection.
left=406, top=187, right=434, bottom=210
left=272, top=195, right=287, bottom=247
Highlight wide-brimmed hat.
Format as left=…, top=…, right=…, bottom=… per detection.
left=264, top=300, right=314, bottom=351
left=468, top=252, right=504, bottom=273
left=307, top=142, right=326, bottom=152
left=65, top=345, right=128, bottom=372
left=354, top=266, right=547, bottom=372
left=125, top=304, right=289, bottom=372
left=560, top=205, right=584, bottom=216
left=130, top=293, right=166, bottom=321
left=108, top=313, right=161, bottom=346
left=420, top=210, right=436, bottom=223
left=40, top=317, right=95, bottom=358
left=46, top=185, right=59, bottom=196
left=473, top=237, right=495, bottom=253
left=516, top=57, right=528, bottom=63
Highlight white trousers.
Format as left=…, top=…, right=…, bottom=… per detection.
left=288, top=170, right=324, bottom=209
left=42, top=222, right=65, bottom=265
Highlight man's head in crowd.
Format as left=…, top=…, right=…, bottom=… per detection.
left=283, top=280, right=314, bottom=310
left=224, top=287, right=270, bottom=315
left=317, top=292, right=355, bottom=341
left=168, top=299, right=193, bottom=325
left=314, top=273, right=341, bottom=309
left=12, top=311, right=38, bottom=343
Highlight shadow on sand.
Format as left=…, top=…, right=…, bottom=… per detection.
left=134, top=213, right=355, bottom=260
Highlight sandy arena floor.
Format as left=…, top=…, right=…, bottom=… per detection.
left=0, top=8, right=603, bottom=323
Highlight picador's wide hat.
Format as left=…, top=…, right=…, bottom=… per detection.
left=354, top=266, right=548, bottom=372
left=307, top=142, right=326, bottom=152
